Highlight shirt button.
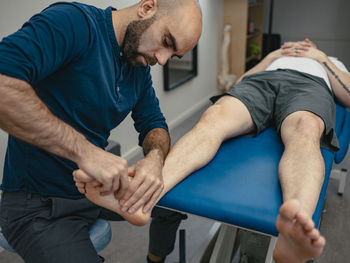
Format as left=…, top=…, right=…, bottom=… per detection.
left=117, top=86, right=120, bottom=92
left=120, top=51, right=123, bottom=57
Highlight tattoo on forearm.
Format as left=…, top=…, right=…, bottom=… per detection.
left=323, top=62, right=350, bottom=95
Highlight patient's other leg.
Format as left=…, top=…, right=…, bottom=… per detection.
left=274, top=111, right=326, bottom=263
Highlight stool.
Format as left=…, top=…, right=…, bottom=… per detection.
left=0, top=218, right=111, bottom=254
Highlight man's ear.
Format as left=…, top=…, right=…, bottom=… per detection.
left=137, top=0, right=158, bottom=19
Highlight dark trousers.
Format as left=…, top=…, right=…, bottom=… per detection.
left=0, top=191, right=185, bottom=263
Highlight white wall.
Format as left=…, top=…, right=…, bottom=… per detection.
left=0, top=0, right=224, bottom=180
left=264, top=0, right=350, bottom=68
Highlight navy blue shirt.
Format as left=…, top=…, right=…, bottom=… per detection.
left=0, top=2, right=168, bottom=198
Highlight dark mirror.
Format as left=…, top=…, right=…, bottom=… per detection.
left=163, top=45, right=198, bottom=91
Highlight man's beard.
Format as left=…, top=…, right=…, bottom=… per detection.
left=121, top=16, right=156, bottom=66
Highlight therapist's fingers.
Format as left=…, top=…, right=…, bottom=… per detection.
left=75, top=179, right=102, bottom=194
left=119, top=167, right=143, bottom=206
left=143, top=186, right=163, bottom=214
left=114, top=174, right=132, bottom=200
left=126, top=185, right=154, bottom=214
left=113, top=170, right=129, bottom=200
left=99, top=175, right=119, bottom=197
left=121, top=180, right=150, bottom=213
left=126, top=183, right=161, bottom=214
left=73, top=169, right=94, bottom=183
left=118, top=164, right=142, bottom=201
left=90, top=180, right=103, bottom=188
left=117, top=165, right=138, bottom=202
left=75, top=181, right=86, bottom=194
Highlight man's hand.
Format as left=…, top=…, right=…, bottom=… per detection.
left=74, top=179, right=86, bottom=194
left=74, top=128, right=169, bottom=214
left=118, top=151, right=164, bottom=214
left=73, top=147, right=129, bottom=195
left=73, top=177, right=101, bottom=194
left=116, top=128, right=170, bottom=214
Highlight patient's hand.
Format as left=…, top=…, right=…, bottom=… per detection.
left=281, top=41, right=309, bottom=56
left=281, top=39, right=327, bottom=62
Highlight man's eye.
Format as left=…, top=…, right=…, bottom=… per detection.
left=163, top=38, right=170, bottom=48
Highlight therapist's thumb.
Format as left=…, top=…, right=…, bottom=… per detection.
left=73, top=169, right=94, bottom=183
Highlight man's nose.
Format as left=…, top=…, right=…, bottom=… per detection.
left=155, top=49, right=173, bottom=66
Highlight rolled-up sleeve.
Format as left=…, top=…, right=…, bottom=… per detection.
left=131, top=69, right=168, bottom=146
left=0, top=3, right=90, bottom=83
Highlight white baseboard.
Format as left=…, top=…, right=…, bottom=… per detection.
left=122, top=94, right=215, bottom=162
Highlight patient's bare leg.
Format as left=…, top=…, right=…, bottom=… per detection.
left=274, top=111, right=326, bottom=263
left=77, top=96, right=254, bottom=226
left=160, top=96, right=255, bottom=196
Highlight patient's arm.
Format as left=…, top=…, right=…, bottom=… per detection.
left=281, top=39, right=350, bottom=108
left=235, top=48, right=283, bottom=84
left=319, top=57, right=350, bottom=108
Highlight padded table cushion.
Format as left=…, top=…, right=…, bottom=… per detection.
left=335, top=104, right=350, bottom=163
left=158, top=103, right=350, bottom=236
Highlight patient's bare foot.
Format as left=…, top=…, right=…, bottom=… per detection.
left=85, top=182, right=151, bottom=226
left=273, top=199, right=326, bottom=263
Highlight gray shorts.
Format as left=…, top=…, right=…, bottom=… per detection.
left=211, top=69, right=339, bottom=152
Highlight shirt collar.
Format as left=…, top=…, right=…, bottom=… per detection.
left=105, top=6, right=124, bottom=59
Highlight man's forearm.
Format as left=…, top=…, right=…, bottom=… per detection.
left=0, top=74, right=94, bottom=163
left=142, top=128, right=170, bottom=164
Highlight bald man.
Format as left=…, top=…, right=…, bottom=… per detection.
left=0, top=0, right=202, bottom=262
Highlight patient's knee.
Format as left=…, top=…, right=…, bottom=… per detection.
left=198, top=104, right=232, bottom=134
left=291, top=113, right=325, bottom=140
left=200, top=104, right=223, bottom=125
left=200, top=96, right=241, bottom=125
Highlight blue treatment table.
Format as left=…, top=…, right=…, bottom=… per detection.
left=157, top=103, right=350, bottom=263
